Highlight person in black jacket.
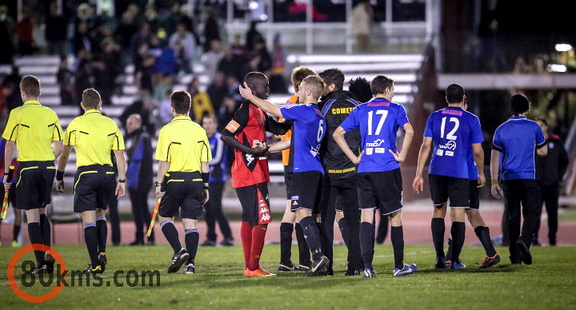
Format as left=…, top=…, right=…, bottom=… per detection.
left=534, top=117, right=569, bottom=246
left=317, top=68, right=362, bottom=275
left=125, top=114, right=155, bottom=245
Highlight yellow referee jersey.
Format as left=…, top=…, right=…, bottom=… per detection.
left=155, top=115, right=212, bottom=172
left=63, top=109, right=125, bottom=167
left=2, top=100, right=63, bottom=161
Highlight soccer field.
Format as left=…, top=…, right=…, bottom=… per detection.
left=1, top=244, right=575, bottom=309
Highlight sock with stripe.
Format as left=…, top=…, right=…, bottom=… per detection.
left=295, top=222, right=310, bottom=266
left=161, top=221, right=181, bottom=254
left=300, top=216, right=323, bottom=261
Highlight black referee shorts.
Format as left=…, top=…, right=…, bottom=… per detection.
left=159, top=171, right=205, bottom=220
left=428, top=174, right=470, bottom=208
left=358, top=169, right=403, bottom=216
left=15, top=161, right=56, bottom=210
left=73, top=165, right=116, bottom=213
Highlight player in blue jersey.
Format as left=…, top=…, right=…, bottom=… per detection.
left=413, top=84, right=484, bottom=269
left=239, top=75, right=330, bottom=276
left=333, top=75, right=416, bottom=278
left=443, top=99, right=500, bottom=268
left=490, top=93, right=547, bottom=265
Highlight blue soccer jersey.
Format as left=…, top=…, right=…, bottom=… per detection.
left=280, top=104, right=326, bottom=173
left=424, top=107, right=483, bottom=179
left=492, top=116, right=545, bottom=180
left=340, top=98, right=410, bottom=173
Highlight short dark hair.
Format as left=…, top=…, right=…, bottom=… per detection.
left=348, top=77, right=372, bottom=103
left=82, top=88, right=101, bottom=108
left=20, top=75, right=41, bottom=97
left=171, top=90, right=191, bottom=114
left=445, top=84, right=465, bottom=104
left=319, top=68, right=345, bottom=91
left=291, top=66, right=317, bottom=91
left=510, top=93, right=530, bottom=114
left=370, top=75, right=394, bottom=95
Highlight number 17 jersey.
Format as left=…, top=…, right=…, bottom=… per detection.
left=424, top=107, right=483, bottom=179
left=340, top=98, right=410, bottom=173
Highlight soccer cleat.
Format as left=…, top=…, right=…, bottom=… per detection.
left=435, top=256, right=447, bottom=269
left=297, top=264, right=310, bottom=272
left=98, top=252, right=107, bottom=272
left=200, top=240, right=216, bottom=246
left=450, top=260, right=466, bottom=270
left=44, top=252, right=56, bottom=274
left=305, top=256, right=329, bottom=277
left=184, top=263, right=196, bottom=274
left=11, top=240, right=19, bottom=247
left=363, top=268, right=376, bottom=278
left=244, top=267, right=277, bottom=277
left=345, top=268, right=362, bottom=276
left=83, top=264, right=103, bottom=274
left=278, top=263, right=296, bottom=271
left=129, top=240, right=145, bottom=246
left=516, top=240, right=532, bottom=265
left=479, top=253, right=501, bottom=269
left=167, top=249, right=190, bottom=273
left=393, top=263, right=417, bottom=277
left=220, top=237, right=234, bottom=246
left=30, top=265, right=49, bottom=275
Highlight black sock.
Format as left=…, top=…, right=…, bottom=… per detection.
left=161, top=221, right=182, bottom=253
left=450, top=221, right=466, bottom=262
left=431, top=218, right=445, bottom=258
left=185, top=228, right=199, bottom=264
left=338, top=218, right=348, bottom=247
left=299, top=216, right=323, bottom=261
left=84, top=223, right=99, bottom=268
left=475, top=226, right=497, bottom=257
left=446, top=238, right=453, bottom=262
left=391, top=226, right=404, bottom=269
left=96, top=217, right=107, bottom=254
left=28, top=222, right=44, bottom=265
left=295, top=223, right=310, bottom=266
left=13, top=224, right=21, bottom=242
left=40, top=213, right=51, bottom=248
left=279, top=222, right=293, bottom=265
left=360, top=222, right=374, bottom=269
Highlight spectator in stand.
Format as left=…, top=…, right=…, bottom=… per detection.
left=115, top=9, right=139, bottom=65
left=73, top=22, right=95, bottom=57
left=143, top=4, right=159, bottom=35
left=168, top=22, right=196, bottom=73
left=0, top=5, right=16, bottom=65
left=75, top=59, right=103, bottom=113
left=134, top=42, right=156, bottom=95
left=153, top=73, right=174, bottom=104
left=188, top=78, right=214, bottom=124
left=202, top=39, right=225, bottom=81
left=155, top=42, right=180, bottom=76
left=351, top=0, right=374, bottom=53
left=57, top=55, right=76, bottom=106
left=119, top=91, right=156, bottom=136
left=269, top=33, right=288, bottom=94
left=230, top=33, right=248, bottom=64
left=16, top=6, right=36, bottom=56
left=45, top=2, right=69, bottom=56
left=253, top=38, right=272, bottom=75
left=207, top=72, right=228, bottom=113
left=238, top=53, right=263, bottom=86
left=245, top=21, right=264, bottom=53
left=217, top=46, right=243, bottom=82
left=100, top=38, right=122, bottom=105
left=73, top=3, right=95, bottom=37
left=217, top=96, right=238, bottom=133
left=157, top=3, right=179, bottom=38
left=202, top=7, right=221, bottom=53
left=130, top=22, right=153, bottom=61
left=175, top=4, right=200, bottom=45
left=159, top=89, right=173, bottom=125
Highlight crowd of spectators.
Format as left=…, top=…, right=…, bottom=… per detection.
left=0, top=1, right=289, bottom=137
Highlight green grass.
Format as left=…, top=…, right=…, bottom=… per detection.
left=1, top=244, right=575, bottom=309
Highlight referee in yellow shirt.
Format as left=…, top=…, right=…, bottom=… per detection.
left=56, top=88, right=126, bottom=274
left=2, top=75, right=63, bottom=274
left=155, top=90, right=211, bottom=274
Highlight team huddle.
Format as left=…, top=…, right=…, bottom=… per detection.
left=3, top=69, right=544, bottom=278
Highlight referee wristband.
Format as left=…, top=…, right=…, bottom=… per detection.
left=118, top=179, right=126, bottom=183
left=203, top=185, right=210, bottom=190
left=202, top=172, right=210, bottom=183
left=56, top=170, right=65, bottom=181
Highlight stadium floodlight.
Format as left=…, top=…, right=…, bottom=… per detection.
left=546, top=64, right=567, bottom=73
left=555, top=43, right=573, bottom=52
